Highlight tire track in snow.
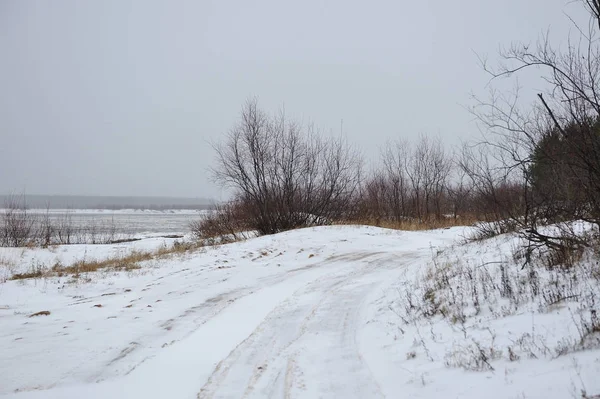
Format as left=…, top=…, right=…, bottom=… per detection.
left=96, top=254, right=369, bottom=381
left=197, top=251, right=417, bottom=399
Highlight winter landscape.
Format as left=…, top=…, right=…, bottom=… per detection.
left=4, top=0, right=600, bottom=398
left=1, top=219, right=599, bottom=398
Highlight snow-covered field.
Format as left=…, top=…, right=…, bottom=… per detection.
left=0, top=225, right=599, bottom=398
left=0, top=233, right=189, bottom=281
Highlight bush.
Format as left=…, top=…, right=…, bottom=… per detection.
left=190, top=200, right=251, bottom=243
left=0, top=195, right=129, bottom=248
left=211, top=99, right=362, bottom=235
left=1, top=194, right=36, bottom=247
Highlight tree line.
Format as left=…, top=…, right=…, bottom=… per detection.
left=197, top=0, right=600, bottom=259
left=195, top=98, right=523, bottom=239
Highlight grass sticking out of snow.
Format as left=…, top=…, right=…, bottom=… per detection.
left=9, top=240, right=206, bottom=280
left=365, top=226, right=600, bottom=398
left=336, top=215, right=479, bottom=231
left=2, top=224, right=599, bottom=398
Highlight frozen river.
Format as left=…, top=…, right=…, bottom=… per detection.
left=22, top=209, right=208, bottom=235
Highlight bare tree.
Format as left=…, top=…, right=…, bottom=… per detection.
left=38, top=201, right=54, bottom=247
left=381, top=139, right=411, bottom=221
left=458, top=141, right=526, bottom=231
left=418, top=135, right=453, bottom=220
left=401, top=135, right=453, bottom=221
left=468, top=0, right=600, bottom=252
left=56, top=207, right=74, bottom=245
left=446, top=166, right=473, bottom=221
left=190, top=200, right=251, bottom=242
left=1, top=194, right=36, bottom=247
left=356, top=135, right=455, bottom=226
left=212, top=99, right=362, bottom=235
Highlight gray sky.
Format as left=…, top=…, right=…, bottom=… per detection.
left=0, top=0, right=583, bottom=199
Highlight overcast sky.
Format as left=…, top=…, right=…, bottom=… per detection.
left=0, top=0, right=586, bottom=199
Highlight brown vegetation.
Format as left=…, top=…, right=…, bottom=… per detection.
left=28, top=311, right=50, bottom=317
left=9, top=239, right=203, bottom=281
left=210, top=99, right=361, bottom=235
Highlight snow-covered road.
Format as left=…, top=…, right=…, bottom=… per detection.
left=1, top=226, right=457, bottom=398
left=196, top=251, right=413, bottom=399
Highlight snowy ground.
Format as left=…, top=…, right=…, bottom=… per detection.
left=0, top=225, right=599, bottom=398
left=0, top=233, right=189, bottom=281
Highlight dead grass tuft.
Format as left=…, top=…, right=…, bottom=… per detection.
left=336, top=215, right=478, bottom=231
left=11, top=270, right=45, bottom=280
left=54, top=250, right=151, bottom=275
left=29, top=310, right=50, bottom=317
left=9, top=239, right=206, bottom=281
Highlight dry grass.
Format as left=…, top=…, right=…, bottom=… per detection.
left=28, top=310, right=50, bottom=317
left=11, top=270, right=45, bottom=280
left=0, top=255, right=17, bottom=282
left=52, top=250, right=152, bottom=275
left=10, top=239, right=205, bottom=281
left=337, top=215, right=479, bottom=231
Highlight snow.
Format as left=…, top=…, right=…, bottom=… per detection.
left=0, top=233, right=188, bottom=279
left=1, top=225, right=599, bottom=398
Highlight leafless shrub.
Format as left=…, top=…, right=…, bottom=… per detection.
left=55, top=208, right=74, bottom=244
left=542, top=243, right=586, bottom=270
left=572, top=308, right=600, bottom=351
left=468, top=220, right=520, bottom=242
left=458, top=141, right=527, bottom=240
left=507, top=346, right=520, bottom=362
left=444, top=338, right=502, bottom=372
left=0, top=195, right=133, bottom=247
left=38, top=202, right=54, bottom=247
left=466, top=0, right=600, bottom=255
left=1, top=194, right=37, bottom=247
left=512, top=332, right=551, bottom=359
left=87, top=218, right=99, bottom=244
left=211, top=99, right=362, bottom=235
left=354, top=135, right=457, bottom=226
left=190, top=200, right=251, bottom=243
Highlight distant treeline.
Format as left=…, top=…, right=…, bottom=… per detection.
left=0, top=195, right=213, bottom=210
